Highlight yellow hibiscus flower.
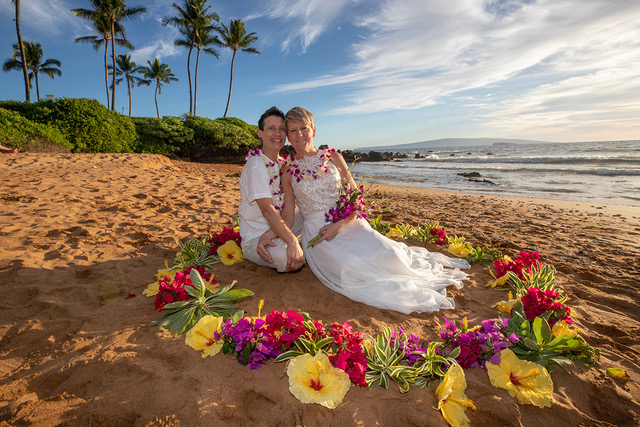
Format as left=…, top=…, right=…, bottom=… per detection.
left=435, top=364, right=475, bottom=427
left=447, top=242, right=472, bottom=258
left=287, top=352, right=351, bottom=409
left=143, top=280, right=160, bottom=297
left=551, top=320, right=580, bottom=337
left=486, top=348, right=554, bottom=408
left=385, top=226, right=404, bottom=238
left=486, top=271, right=510, bottom=288
left=144, top=263, right=182, bottom=297
left=217, top=241, right=244, bottom=265
left=155, top=261, right=181, bottom=281
left=492, top=292, right=518, bottom=315
left=185, top=315, right=224, bottom=358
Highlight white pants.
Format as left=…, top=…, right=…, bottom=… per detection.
left=242, top=209, right=304, bottom=272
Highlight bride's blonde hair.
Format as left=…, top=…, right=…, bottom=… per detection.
left=285, top=107, right=315, bottom=128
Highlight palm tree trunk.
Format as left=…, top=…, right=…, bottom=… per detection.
left=155, top=83, right=160, bottom=118
left=186, top=45, right=194, bottom=115
left=127, top=78, right=132, bottom=117
left=223, top=50, right=237, bottom=118
left=194, top=47, right=201, bottom=116
left=14, top=0, right=30, bottom=102
left=35, top=72, right=40, bottom=101
left=103, top=42, right=111, bottom=109
left=110, top=20, right=116, bottom=111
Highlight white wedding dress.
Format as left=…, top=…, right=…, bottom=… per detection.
left=290, top=151, right=470, bottom=314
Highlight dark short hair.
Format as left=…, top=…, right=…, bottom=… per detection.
left=258, top=106, right=285, bottom=130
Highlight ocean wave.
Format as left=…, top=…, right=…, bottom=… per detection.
left=413, top=156, right=640, bottom=165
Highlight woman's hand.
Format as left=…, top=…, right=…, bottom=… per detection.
left=311, top=218, right=350, bottom=246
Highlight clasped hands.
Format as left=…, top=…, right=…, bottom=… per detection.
left=257, top=232, right=305, bottom=272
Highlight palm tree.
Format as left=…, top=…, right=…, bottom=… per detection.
left=174, top=27, right=218, bottom=116
left=162, top=0, right=219, bottom=115
left=74, top=14, right=132, bottom=110
left=3, top=41, right=62, bottom=101
left=73, top=0, right=146, bottom=111
left=109, top=54, right=150, bottom=116
left=213, top=19, right=260, bottom=117
left=12, top=0, right=30, bottom=102
left=143, top=58, right=178, bottom=118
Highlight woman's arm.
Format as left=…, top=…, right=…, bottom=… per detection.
left=280, top=164, right=296, bottom=228
left=309, top=151, right=358, bottom=246
left=330, top=151, right=358, bottom=191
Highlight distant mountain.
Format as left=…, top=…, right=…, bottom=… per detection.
left=355, top=137, right=554, bottom=152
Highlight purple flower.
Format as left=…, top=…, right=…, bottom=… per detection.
left=441, top=317, right=519, bottom=369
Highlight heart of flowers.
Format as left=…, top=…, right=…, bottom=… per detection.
left=146, top=224, right=601, bottom=427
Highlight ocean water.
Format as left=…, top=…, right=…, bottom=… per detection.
left=351, top=140, right=640, bottom=207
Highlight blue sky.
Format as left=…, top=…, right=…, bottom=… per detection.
left=1, top=0, right=639, bottom=150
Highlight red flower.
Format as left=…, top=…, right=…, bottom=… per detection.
left=263, top=309, right=317, bottom=349
left=327, top=322, right=367, bottom=386
left=493, top=251, right=541, bottom=279
left=153, top=266, right=215, bottom=311
left=430, top=228, right=447, bottom=245
left=520, top=287, right=572, bottom=326
left=208, top=227, right=242, bottom=254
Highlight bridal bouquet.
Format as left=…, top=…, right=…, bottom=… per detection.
left=308, top=181, right=373, bottom=247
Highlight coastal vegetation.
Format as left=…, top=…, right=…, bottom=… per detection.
left=0, top=98, right=259, bottom=159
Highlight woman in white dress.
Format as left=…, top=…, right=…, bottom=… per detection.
left=280, top=107, right=469, bottom=315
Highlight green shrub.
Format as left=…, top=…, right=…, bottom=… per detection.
left=0, top=108, right=71, bottom=152
left=131, top=116, right=194, bottom=155
left=214, top=116, right=259, bottom=141
left=185, top=116, right=259, bottom=149
left=0, top=98, right=136, bottom=153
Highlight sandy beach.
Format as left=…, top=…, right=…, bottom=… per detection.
left=1, top=153, right=639, bottom=426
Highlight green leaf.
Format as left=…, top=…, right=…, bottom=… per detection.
left=533, top=317, right=552, bottom=344
left=448, top=347, right=461, bottom=359
left=189, top=268, right=207, bottom=295
left=275, top=350, right=304, bottom=363
left=298, top=338, right=316, bottom=354
left=159, top=300, right=192, bottom=310
left=315, top=337, right=335, bottom=349
left=221, top=289, right=255, bottom=301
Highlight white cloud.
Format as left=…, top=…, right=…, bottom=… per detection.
left=266, top=0, right=640, bottom=139
left=131, top=36, right=182, bottom=64
left=4, top=0, right=86, bottom=38
left=248, top=0, right=352, bottom=52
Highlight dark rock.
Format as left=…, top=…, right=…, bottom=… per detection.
left=468, top=178, right=496, bottom=185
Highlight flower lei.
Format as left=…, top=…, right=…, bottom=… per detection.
left=286, top=148, right=336, bottom=182
left=246, top=148, right=285, bottom=212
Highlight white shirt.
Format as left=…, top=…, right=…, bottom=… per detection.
left=238, top=155, right=280, bottom=244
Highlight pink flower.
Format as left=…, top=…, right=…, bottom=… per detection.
left=520, top=287, right=572, bottom=326
left=153, top=266, right=215, bottom=311
left=493, top=251, right=541, bottom=279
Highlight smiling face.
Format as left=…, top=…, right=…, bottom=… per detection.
left=257, top=115, right=287, bottom=160
left=286, top=120, right=317, bottom=155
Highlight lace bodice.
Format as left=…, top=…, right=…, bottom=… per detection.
left=290, top=151, right=341, bottom=217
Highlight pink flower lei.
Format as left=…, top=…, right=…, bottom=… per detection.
left=246, top=148, right=285, bottom=212
left=286, top=148, right=336, bottom=182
